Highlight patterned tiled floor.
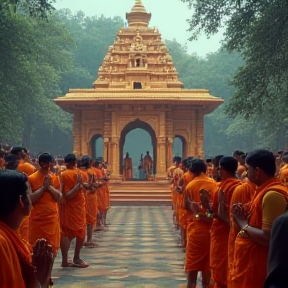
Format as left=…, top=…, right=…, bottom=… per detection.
left=52, top=206, right=188, bottom=288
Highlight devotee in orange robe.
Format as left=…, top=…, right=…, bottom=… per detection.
left=0, top=169, right=53, bottom=288
left=79, top=155, right=98, bottom=248
left=173, top=163, right=184, bottom=229
left=169, top=156, right=182, bottom=227
left=177, top=157, right=194, bottom=247
left=227, top=178, right=256, bottom=287
left=232, top=150, right=246, bottom=179
left=92, top=159, right=106, bottom=229
left=231, top=150, right=288, bottom=288
left=279, top=154, right=288, bottom=187
left=185, top=158, right=218, bottom=288
left=28, top=153, right=61, bottom=257
left=100, top=161, right=111, bottom=226
left=10, top=147, right=36, bottom=243
left=59, top=154, right=88, bottom=268
left=210, top=156, right=240, bottom=288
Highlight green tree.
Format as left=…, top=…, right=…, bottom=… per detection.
left=181, top=0, right=288, bottom=150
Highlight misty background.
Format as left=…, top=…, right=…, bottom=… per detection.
left=2, top=0, right=284, bottom=176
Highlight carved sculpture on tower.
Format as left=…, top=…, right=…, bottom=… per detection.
left=93, top=0, right=183, bottom=90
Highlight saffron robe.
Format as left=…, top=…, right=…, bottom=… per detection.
left=185, top=174, right=218, bottom=272
left=210, top=177, right=241, bottom=285
left=227, top=180, right=256, bottom=287
left=178, top=171, right=194, bottom=230
left=0, top=221, right=35, bottom=288
left=28, top=171, right=60, bottom=256
left=60, top=168, right=86, bottom=239
left=85, top=168, right=97, bottom=225
left=231, top=178, right=288, bottom=288
left=17, top=160, right=36, bottom=242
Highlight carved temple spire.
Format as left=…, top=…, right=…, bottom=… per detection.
left=126, top=1, right=151, bottom=27
left=93, top=1, right=184, bottom=90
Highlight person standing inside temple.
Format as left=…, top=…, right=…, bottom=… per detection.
left=123, top=152, right=133, bottom=181
left=143, top=151, right=153, bottom=180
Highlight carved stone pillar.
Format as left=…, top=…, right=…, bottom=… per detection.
left=103, top=137, right=109, bottom=163
left=167, top=137, right=173, bottom=167
left=189, top=110, right=197, bottom=157
left=196, top=111, right=204, bottom=157
left=73, top=110, right=81, bottom=157
left=111, top=137, right=121, bottom=180
left=156, top=136, right=167, bottom=179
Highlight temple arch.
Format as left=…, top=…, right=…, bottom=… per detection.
left=90, top=134, right=104, bottom=159
left=173, top=135, right=187, bottom=159
left=119, top=119, right=157, bottom=176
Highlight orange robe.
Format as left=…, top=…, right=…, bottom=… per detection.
left=231, top=178, right=288, bottom=288
left=279, top=164, right=288, bottom=187
left=172, top=167, right=184, bottom=223
left=85, top=168, right=97, bottom=225
left=178, top=171, right=194, bottom=230
left=185, top=174, right=218, bottom=272
left=28, top=171, right=60, bottom=256
left=92, top=167, right=106, bottom=213
left=102, top=168, right=110, bottom=212
left=227, top=180, right=256, bottom=287
left=210, top=177, right=241, bottom=286
left=60, top=168, right=86, bottom=239
left=0, top=221, right=35, bottom=288
left=17, top=160, right=36, bottom=242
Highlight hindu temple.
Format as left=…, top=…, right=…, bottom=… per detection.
left=55, top=0, right=223, bottom=180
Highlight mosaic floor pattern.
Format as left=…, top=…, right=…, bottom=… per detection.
left=52, top=206, right=191, bottom=288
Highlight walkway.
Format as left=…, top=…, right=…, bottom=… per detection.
left=53, top=206, right=187, bottom=288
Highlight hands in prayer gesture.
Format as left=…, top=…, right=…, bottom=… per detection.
left=43, top=175, right=51, bottom=190
left=232, top=203, right=249, bottom=229
left=32, top=239, right=53, bottom=288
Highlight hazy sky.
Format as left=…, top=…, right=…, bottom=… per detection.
left=54, top=0, right=223, bottom=57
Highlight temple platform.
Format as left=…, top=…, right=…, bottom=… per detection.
left=109, top=181, right=171, bottom=206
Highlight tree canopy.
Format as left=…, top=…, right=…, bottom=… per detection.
left=181, top=0, right=288, bottom=151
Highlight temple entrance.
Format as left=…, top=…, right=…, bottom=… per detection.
left=173, top=136, right=187, bottom=159
left=90, top=134, right=104, bottom=159
left=119, top=119, right=156, bottom=180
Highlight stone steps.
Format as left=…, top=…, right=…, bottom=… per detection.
left=109, top=181, right=172, bottom=206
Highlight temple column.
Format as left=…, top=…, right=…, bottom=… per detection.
left=167, top=137, right=173, bottom=167
left=103, top=137, right=109, bottom=163
left=73, top=109, right=81, bottom=157
left=155, top=111, right=167, bottom=179
left=110, top=137, right=121, bottom=180
left=196, top=111, right=204, bottom=157
left=155, top=136, right=167, bottom=179
left=188, top=110, right=197, bottom=157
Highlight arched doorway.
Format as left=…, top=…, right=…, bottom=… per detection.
left=172, top=136, right=187, bottom=159
left=90, top=134, right=104, bottom=159
left=119, top=119, right=157, bottom=178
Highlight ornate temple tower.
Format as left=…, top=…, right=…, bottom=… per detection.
left=55, top=1, right=223, bottom=180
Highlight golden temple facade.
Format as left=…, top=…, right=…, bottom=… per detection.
left=55, top=1, right=223, bottom=180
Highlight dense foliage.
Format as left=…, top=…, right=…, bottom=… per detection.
left=181, top=0, right=288, bottom=153
left=0, top=6, right=122, bottom=155
left=2, top=1, right=286, bottom=157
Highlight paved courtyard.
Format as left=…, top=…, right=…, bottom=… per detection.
left=52, top=206, right=188, bottom=288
